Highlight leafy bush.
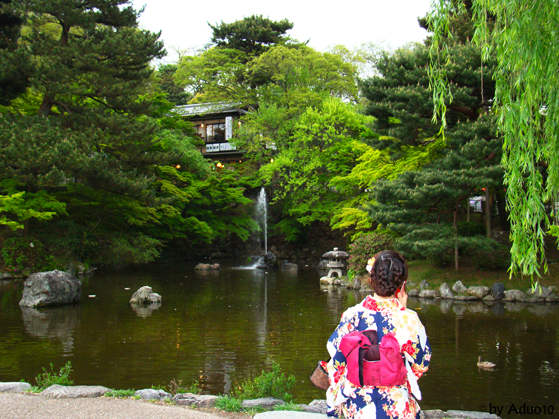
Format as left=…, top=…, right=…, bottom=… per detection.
left=1, top=237, right=64, bottom=272
left=475, top=246, right=511, bottom=270
left=348, top=232, right=395, bottom=275
left=232, top=362, right=296, bottom=402
left=99, top=233, right=164, bottom=266
left=35, top=361, right=74, bottom=391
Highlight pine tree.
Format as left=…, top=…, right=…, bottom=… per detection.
left=209, top=15, right=293, bottom=58
left=429, top=0, right=559, bottom=277
left=0, top=0, right=31, bottom=104
left=363, top=10, right=504, bottom=270
left=1, top=0, right=249, bottom=265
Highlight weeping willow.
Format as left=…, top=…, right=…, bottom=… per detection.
left=428, top=0, right=559, bottom=278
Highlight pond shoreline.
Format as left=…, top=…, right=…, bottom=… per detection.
left=0, top=384, right=501, bottom=419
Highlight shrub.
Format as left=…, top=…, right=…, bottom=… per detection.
left=457, top=221, right=486, bottom=237
left=232, top=362, right=296, bottom=403
left=35, top=361, right=74, bottom=391
left=1, top=237, right=63, bottom=272
left=348, top=232, right=395, bottom=275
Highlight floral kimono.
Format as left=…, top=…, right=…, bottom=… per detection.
left=326, top=295, right=431, bottom=419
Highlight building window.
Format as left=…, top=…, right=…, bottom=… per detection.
left=194, top=119, right=228, bottom=143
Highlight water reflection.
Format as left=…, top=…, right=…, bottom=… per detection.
left=130, top=301, right=161, bottom=318
left=21, top=305, right=80, bottom=353
left=0, top=265, right=558, bottom=415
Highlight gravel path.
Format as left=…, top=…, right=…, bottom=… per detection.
left=0, top=393, right=252, bottom=419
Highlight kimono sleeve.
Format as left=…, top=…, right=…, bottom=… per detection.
left=401, top=314, right=431, bottom=381
left=325, top=310, right=359, bottom=416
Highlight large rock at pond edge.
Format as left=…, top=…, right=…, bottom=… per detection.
left=173, top=393, right=218, bottom=407
left=129, top=286, right=161, bottom=305
left=490, top=283, right=505, bottom=300
left=467, top=286, right=490, bottom=299
left=19, top=270, right=81, bottom=308
left=408, top=289, right=420, bottom=297
left=242, top=397, right=285, bottom=410
left=419, top=289, right=439, bottom=299
left=526, top=285, right=552, bottom=299
left=0, top=382, right=32, bottom=392
left=135, top=389, right=172, bottom=400
left=304, top=399, right=328, bottom=413
left=452, top=281, right=468, bottom=294
left=41, top=385, right=109, bottom=398
left=439, top=283, right=454, bottom=299
left=503, top=289, right=527, bottom=302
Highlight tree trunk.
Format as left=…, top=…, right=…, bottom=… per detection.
left=454, top=210, right=459, bottom=272
left=486, top=188, right=492, bottom=239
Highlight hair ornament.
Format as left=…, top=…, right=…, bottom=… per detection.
left=366, top=257, right=375, bottom=273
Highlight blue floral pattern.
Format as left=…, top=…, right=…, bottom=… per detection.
left=326, top=295, right=431, bottom=418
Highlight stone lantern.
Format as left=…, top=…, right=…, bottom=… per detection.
left=321, top=247, right=350, bottom=278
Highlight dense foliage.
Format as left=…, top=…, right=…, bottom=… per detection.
left=429, top=0, right=559, bottom=277
left=361, top=10, right=504, bottom=270
left=1, top=5, right=533, bottom=275
left=0, top=0, right=252, bottom=269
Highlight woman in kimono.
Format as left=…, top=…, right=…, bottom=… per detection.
left=325, top=250, right=431, bottom=419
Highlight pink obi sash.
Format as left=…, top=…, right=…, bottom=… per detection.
left=340, top=330, right=406, bottom=387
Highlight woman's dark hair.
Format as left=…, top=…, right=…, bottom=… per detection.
left=369, top=250, right=408, bottom=297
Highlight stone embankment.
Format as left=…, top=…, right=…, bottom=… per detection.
left=0, top=383, right=500, bottom=418
left=322, top=275, right=559, bottom=304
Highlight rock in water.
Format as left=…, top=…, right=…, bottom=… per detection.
left=19, top=270, right=81, bottom=308
left=490, top=283, right=505, bottom=300
left=452, top=280, right=468, bottom=294
left=439, top=283, right=454, bottom=299
left=129, top=286, right=161, bottom=305
left=467, top=286, right=490, bottom=299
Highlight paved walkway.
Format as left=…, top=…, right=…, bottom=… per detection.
left=0, top=392, right=252, bottom=419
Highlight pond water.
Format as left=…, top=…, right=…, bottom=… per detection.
left=1, top=262, right=558, bottom=416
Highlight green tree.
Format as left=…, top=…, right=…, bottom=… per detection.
left=174, top=47, right=250, bottom=104
left=361, top=11, right=504, bottom=270
left=235, top=44, right=360, bottom=163
left=0, top=0, right=30, bottom=104
left=154, top=64, right=192, bottom=106
left=429, top=0, right=559, bottom=277
left=209, top=14, right=293, bottom=57
left=257, top=98, right=373, bottom=241
left=329, top=137, right=445, bottom=241
left=0, top=0, right=253, bottom=266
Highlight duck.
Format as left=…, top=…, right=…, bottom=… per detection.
left=477, top=356, right=496, bottom=369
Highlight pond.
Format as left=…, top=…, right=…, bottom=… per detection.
left=1, top=262, right=558, bottom=416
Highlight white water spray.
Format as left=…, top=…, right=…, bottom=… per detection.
left=255, top=187, right=268, bottom=255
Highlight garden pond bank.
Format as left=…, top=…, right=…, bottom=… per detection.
left=1, top=261, right=558, bottom=416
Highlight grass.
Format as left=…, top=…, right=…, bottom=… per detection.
left=152, top=378, right=200, bottom=396
left=104, top=389, right=137, bottom=398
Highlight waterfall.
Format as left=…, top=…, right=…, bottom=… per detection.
left=255, top=187, right=268, bottom=255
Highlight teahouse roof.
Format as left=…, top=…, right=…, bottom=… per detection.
left=321, top=247, right=349, bottom=259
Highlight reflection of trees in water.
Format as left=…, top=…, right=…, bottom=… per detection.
left=413, top=297, right=559, bottom=412
left=21, top=305, right=81, bottom=353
